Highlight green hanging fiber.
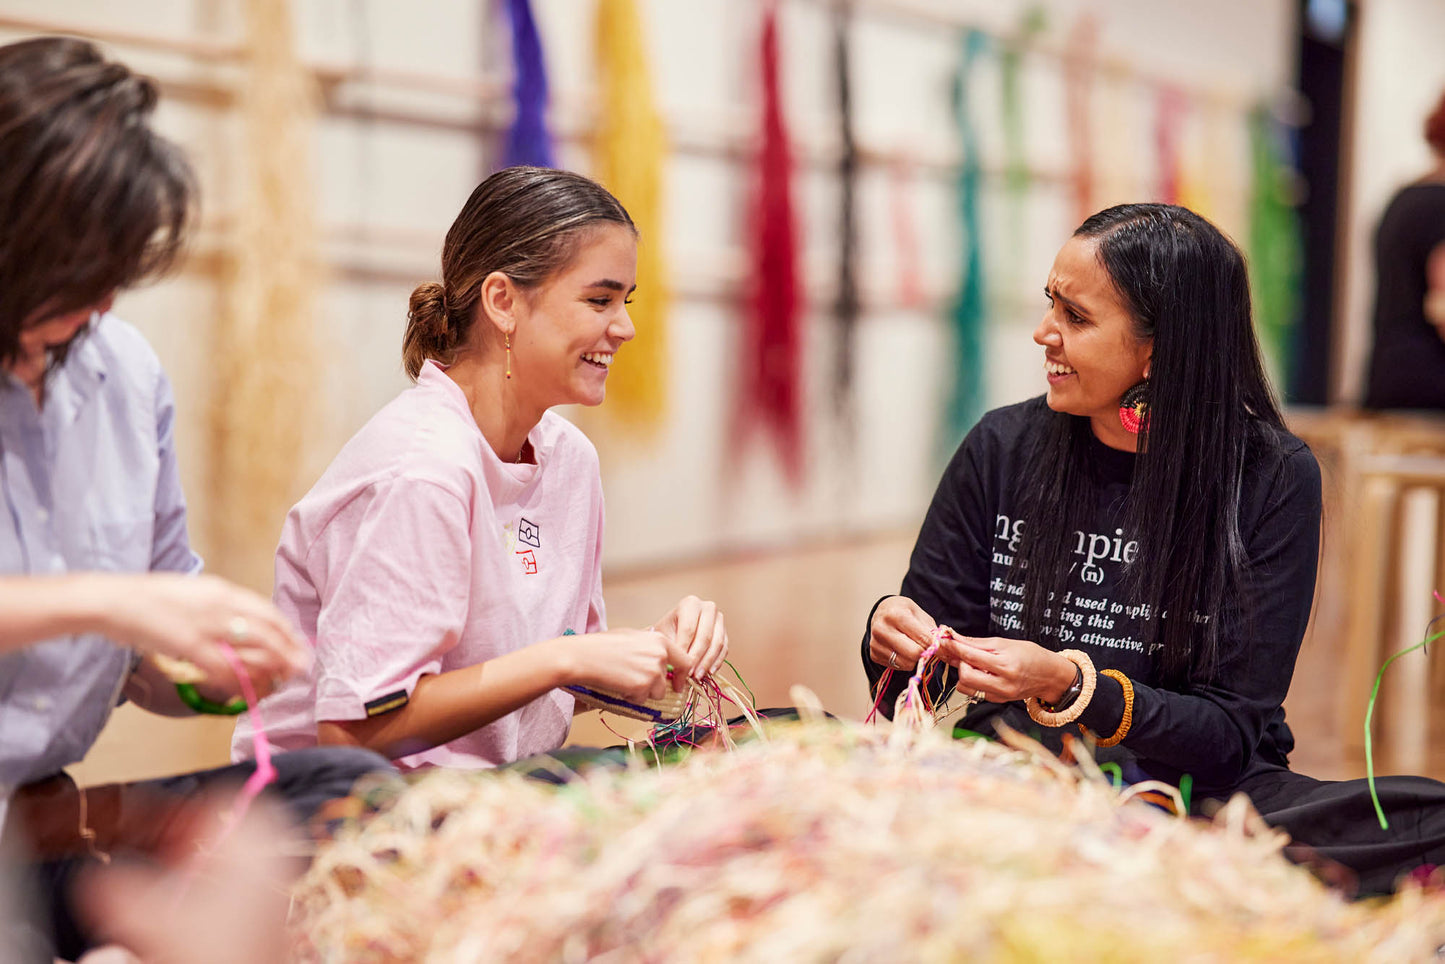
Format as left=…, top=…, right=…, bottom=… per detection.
left=1248, top=103, right=1304, bottom=397
left=940, top=29, right=991, bottom=457
left=997, top=7, right=1047, bottom=299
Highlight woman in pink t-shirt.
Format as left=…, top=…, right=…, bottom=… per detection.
left=235, top=168, right=727, bottom=770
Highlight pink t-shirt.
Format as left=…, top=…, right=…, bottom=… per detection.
left=231, top=360, right=606, bottom=770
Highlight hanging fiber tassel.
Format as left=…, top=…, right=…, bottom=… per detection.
left=593, top=0, right=669, bottom=430
left=832, top=1, right=859, bottom=427
left=736, top=4, right=804, bottom=484
left=502, top=0, right=554, bottom=168
left=1248, top=102, right=1303, bottom=393
left=1062, top=14, right=1098, bottom=225
left=1153, top=85, right=1187, bottom=204
left=940, top=29, right=991, bottom=455
left=997, top=9, right=1046, bottom=302
left=209, top=0, right=321, bottom=591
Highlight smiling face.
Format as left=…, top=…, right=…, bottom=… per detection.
left=6, top=295, right=112, bottom=392
left=510, top=223, right=638, bottom=411
left=1033, top=237, right=1152, bottom=448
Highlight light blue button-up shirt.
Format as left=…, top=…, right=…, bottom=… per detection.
left=0, top=314, right=200, bottom=830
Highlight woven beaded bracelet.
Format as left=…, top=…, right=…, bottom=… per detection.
left=1024, top=649, right=1097, bottom=727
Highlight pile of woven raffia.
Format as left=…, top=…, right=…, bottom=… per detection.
left=291, top=707, right=1445, bottom=962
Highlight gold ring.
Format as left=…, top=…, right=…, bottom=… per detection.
left=888, top=651, right=899, bottom=669
left=227, top=616, right=250, bottom=643
left=973, top=689, right=986, bottom=702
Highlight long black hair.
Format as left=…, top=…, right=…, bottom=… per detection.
left=1012, top=204, right=1284, bottom=685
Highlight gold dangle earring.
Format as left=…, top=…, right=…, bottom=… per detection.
left=505, top=332, right=512, bottom=380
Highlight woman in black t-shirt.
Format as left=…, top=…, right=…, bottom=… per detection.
left=864, top=203, right=1445, bottom=896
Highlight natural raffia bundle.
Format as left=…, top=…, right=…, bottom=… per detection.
left=291, top=700, right=1445, bottom=962
left=208, top=0, right=322, bottom=590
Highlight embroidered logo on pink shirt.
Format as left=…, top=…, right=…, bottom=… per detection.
left=516, top=517, right=541, bottom=574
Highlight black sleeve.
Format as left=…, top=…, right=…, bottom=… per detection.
left=860, top=427, right=996, bottom=718
left=1075, top=442, right=1323, bottom=791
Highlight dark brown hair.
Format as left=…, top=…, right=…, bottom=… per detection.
left=0, top=36, right=195, bottom=370
left=404, top=166, right=635, bottom=379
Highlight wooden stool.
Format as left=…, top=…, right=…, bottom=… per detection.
left=1290, top=409, right=1445, bottom=769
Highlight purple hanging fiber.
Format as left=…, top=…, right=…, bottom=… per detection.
left=503, top=0, right=555, bottom=168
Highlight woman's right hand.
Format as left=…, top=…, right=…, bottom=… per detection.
left=868, top=595, right=939, bottom=672
left=560, top=628, right=691, bottom=702
left=94, top=572, right=309, bottom=696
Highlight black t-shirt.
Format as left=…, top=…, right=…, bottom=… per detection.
left=862, top=397, right=1322, bottom=797
left=1363, top=183, right=1445, bottom=410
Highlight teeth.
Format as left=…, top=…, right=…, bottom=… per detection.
left=1045, top=360, right=1076, bottom=376
left=581, top=352, right=613, bottom=367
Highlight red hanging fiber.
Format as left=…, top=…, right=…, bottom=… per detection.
left=1154, top=85, right=1188, bottom=205
left=738, top=5, right=804, bottom=485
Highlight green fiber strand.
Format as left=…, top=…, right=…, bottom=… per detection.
left=1365, top=627, right=1445, bottom=829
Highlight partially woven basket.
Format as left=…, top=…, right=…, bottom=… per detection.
left=564, top=684, right=687, bottom=723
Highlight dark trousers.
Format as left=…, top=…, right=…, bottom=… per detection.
left=1236, top=766, right=1445, bottom=897
left=18, top=745, right=392, bottom=963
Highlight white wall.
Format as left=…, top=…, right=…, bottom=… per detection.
left=0, top=0, right=1297, bottom=579
left=1336, top=0, right=1445, bottom=402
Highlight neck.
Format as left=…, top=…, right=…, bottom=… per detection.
left=443, top=353, right=541, bottom=463
left=1089, top=413, right=1140, bottom=453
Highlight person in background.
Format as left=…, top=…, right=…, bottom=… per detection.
left=1362, top=87, right=1445, bottom=409
left=0, top=36, right=391, bottom=962
left=234, top=166, right=729, bottom=770
left=865, top=203, right=1445, bottom=897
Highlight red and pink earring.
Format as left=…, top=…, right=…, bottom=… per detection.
left=1119, top=380, right=1149, bottom=435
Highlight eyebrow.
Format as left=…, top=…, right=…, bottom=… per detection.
left=586, top=279, right=636, bottom=294
left=1044, top=284, right=1091, bottom=320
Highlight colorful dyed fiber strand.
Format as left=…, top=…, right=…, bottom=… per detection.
left=1248, top=102, right=1304, bottom=392
left=172, top=642, right=277, bottom=906
left=737, top=4, right=804, bottom=484
left=592, top=0, right=668, bottom=430
left=940, top=29, right=991, bottom=455
left=1364, top=617, right=1445, bottom=829
left=997, top=8, right=1046, bottom=300
left=501, top=0, right=554, bottom=168
left=1153, top=85, right=1187, bottom=204
left=831, top=1, right=860, bottom=425
left=1062, top=14, right=1098, bottom=225
left=888, top=159, right=926, bottom=309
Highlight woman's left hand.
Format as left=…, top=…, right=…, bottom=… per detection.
left=938, top=633, right=1077, bottom=704
left=652, top=595, right=728, bottom=679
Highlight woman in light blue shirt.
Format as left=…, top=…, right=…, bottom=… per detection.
left=0, top=36, right=391, bottom=962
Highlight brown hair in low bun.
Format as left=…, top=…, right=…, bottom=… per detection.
left=400, top=166, right=634, bottom=380
left=403, top=281, right=453, bottom=379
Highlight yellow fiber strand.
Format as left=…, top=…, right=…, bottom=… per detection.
left=208, top=0, right=322, bottom=590
left=592, top=0, right=668, bottom=432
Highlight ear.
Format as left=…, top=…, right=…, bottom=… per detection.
left=477, top=270, right=520, bottom=338
left=1142, top=341, right=1153, bottom=381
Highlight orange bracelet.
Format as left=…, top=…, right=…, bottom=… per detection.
left=1091, top=669, right=1134, bottom=748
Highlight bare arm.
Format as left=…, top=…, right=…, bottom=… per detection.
left=319, top=628, right=688, bottom=759
left=1427, top=241, right=1445, bottom=333
left=0, top=573, right=306, bottom=702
